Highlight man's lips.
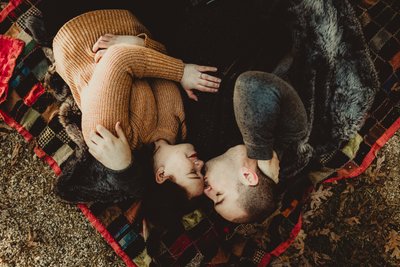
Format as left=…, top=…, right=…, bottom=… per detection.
left=189, top=153, right=198, bottom=159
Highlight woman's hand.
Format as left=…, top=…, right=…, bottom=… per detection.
left=87, top=122, right=132, bottom=171
left=181, top=64, right=221, bottom=101
left=92, top=34, right=145, bottom=63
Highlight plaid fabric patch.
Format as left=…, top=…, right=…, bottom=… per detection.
left=0, top=0, right=399, bottom=267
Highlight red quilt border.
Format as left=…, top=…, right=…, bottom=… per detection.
left=324, top=117, right=400, bottom=183
left=0, top=0, right=23, bottom=23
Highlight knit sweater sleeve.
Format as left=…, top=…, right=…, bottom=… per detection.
left=137, top=33, right=167, bottom=54
left=99, top=43, right=184, bottom=81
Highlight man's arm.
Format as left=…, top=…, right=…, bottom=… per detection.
left=233, top=71, right=308, bottom=161
left=234, top=71, right=281, bottom=160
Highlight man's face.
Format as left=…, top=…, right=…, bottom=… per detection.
left=203, top=145, right=248, bottom=222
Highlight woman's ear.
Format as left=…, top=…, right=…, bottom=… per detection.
left=239, top=167, right=259, bottom=186
left=155, top=167, right=170, bottom=184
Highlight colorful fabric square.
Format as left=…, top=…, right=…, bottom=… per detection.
left=153, top=210, right=228, bottom=266
left=0, top=35, right=24, bottom=104
left=15, top=5, right=41, bottom=31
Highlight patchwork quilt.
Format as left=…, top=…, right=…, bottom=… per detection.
left=0, top=0, right=399, bottom=266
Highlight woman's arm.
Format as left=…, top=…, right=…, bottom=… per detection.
left=137, top=33, right=167, bottom=54
left=92, top=34, right=221, bottom=100
left=92, top=33, right=167, bottom=56
left=94, top=43, right=221, bottom=99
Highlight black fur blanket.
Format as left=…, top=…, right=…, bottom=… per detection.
left=285, top=0, right=379, bottom=165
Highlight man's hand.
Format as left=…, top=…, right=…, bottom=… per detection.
left=92, top=34, right=145, bottom=63
left=257, top=151, right=280, bottom=184
left=87, top=122, right=132, bottom=171
left=180, top=64, right=221, bottom=101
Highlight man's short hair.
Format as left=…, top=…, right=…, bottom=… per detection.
left=235, top=168, right=278, bottom=223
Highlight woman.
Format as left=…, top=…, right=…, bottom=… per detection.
left=52, top=9, right=220, bottom=203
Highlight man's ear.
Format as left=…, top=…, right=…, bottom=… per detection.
left=239, top=167, right=259, bottom=186
left=155, top=167, right=171, bottom=184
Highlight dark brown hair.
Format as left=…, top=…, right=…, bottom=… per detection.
left=235, top=168, right=278, bottom=223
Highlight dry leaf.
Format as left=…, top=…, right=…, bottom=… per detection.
left=11, top=143, right=22, bottom=166
left=366, top=155, right=386, bottom=182
left=270, top=255, right=292, bottom=267
left=375, top=155, right=386, bottom=171
left=329, top=232, right=341, bottom=242
left=385, top=230, right=400, bottom=259
left=292, top=229, right=306, bottom=255
left=344, top=216, right=361, bottom=226
left=0, top=122, right=12, bottom=132
left=310, top=186, right=333, bottom=210
left=343, top=183, right=355, bottom=194
left=309, top=227, right=331, bottom=237
left=320, top=253, right=331, bottom=261
left=27, top=229, right=39, bottom=248
left=299, top=256, right=313, bottom=267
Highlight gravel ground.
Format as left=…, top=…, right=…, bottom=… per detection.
left=0, top=126, right=125, bottom=267
left=1, top=120, right=399, bottom=266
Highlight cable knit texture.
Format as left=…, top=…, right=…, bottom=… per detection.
left=53, top=9, right=185, bottom=150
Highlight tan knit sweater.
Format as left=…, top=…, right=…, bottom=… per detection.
left=53, top=9, right=186, bottom=150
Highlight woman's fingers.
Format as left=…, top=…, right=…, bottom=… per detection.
left=89, top=130, right=103, bottom=145
left=94, top=50, right=106, bottom=63
left=185, top=90, right=199, bottom=102
left=196, top=65, right=218, bottom=72
left=195, top=84, right=218, bottom=93
left=198, top=79, right=220, bottom=89
left=92, top=38, right=110, bottom=52
left=96, top=124, right=114, bottom=140
left=202, top=73, right=221, bottom=83
left=115, top=122, right=128, bottom=143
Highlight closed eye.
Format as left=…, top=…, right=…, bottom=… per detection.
left=187, top=169, right=200, bottom=179
left=215, top=192, right=224, bottom=206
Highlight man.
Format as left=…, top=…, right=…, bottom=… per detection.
left=202, top=0, right=380, bottom=223
left=203, top=71, right=313, bottom=223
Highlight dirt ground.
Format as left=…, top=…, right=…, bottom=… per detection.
left=0, top=120, right=399, bottom=266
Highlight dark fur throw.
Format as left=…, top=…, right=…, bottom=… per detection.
left=286, top=0, right=379, bottom=161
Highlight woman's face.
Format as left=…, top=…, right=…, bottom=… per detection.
left=153, top=142, right=204, bottom=198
